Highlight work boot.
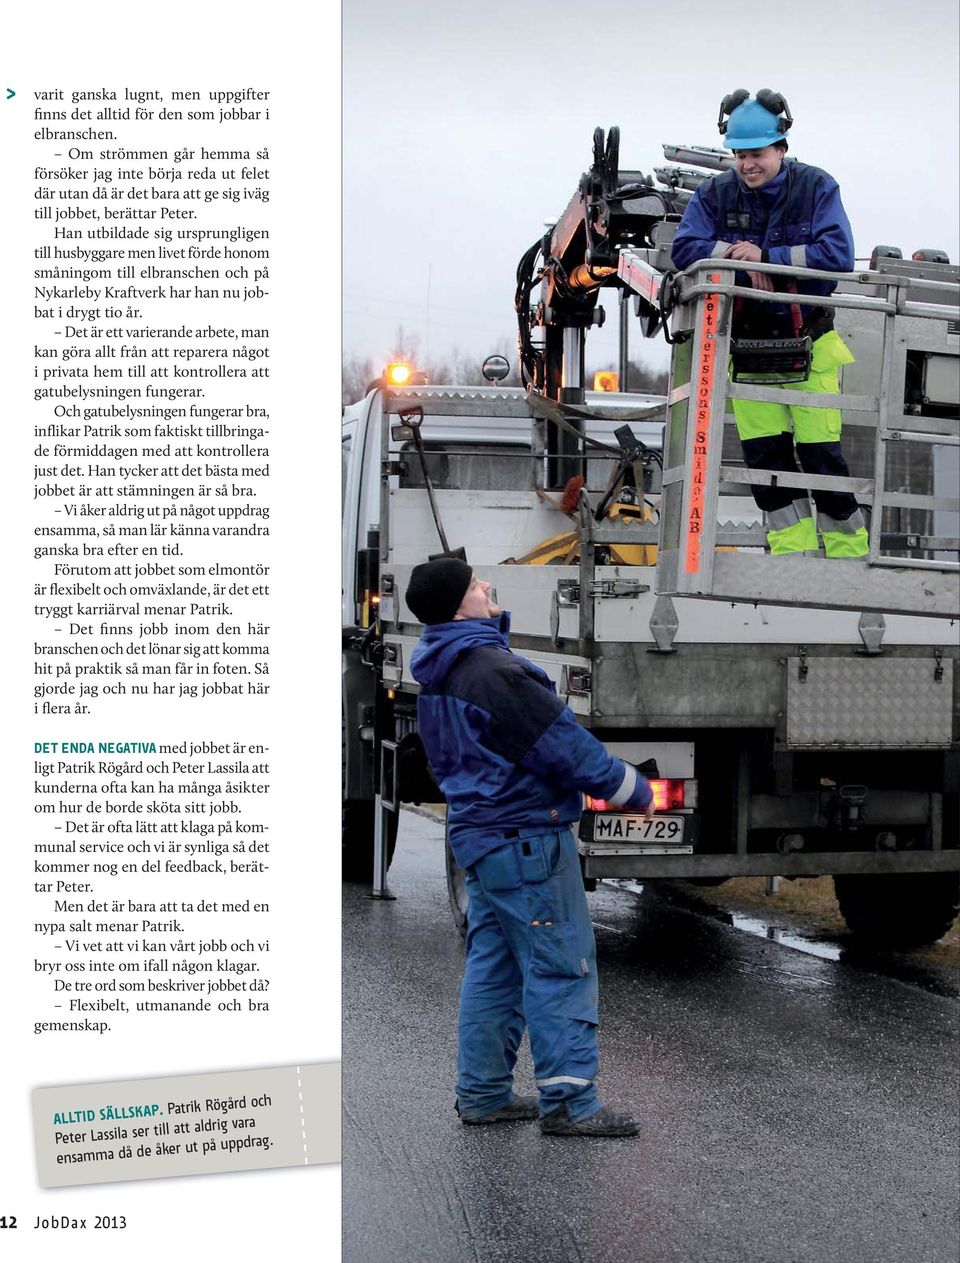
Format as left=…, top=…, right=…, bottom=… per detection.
left=457, top=1094, right=539, bottom=1125
left=540, top=1104, right=638, bottom=1137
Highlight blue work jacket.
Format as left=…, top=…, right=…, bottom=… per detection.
left=411, top=614, right=651, bottom=869
left=671, top=159, right=854, bottom=337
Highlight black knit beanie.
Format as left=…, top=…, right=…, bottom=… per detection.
left=405, top=557, right=473, bottom=625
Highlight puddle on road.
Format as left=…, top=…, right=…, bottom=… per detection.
left=607, top=879, right=840, bottom=962
left=729, top=914, right=842, bottom=962
left=613, top=880, right=645, bottom=899
left=603, top=879, right=958, bottom=996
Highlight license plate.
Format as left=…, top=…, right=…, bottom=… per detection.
left=590, top=813, right=686, bottom=844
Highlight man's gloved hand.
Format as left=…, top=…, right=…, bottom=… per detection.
left=622, top=766, right=656, bottom=821
left=602, top=761, right=657, bottom=820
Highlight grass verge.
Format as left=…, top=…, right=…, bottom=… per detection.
left=673, top=875, right=960, bottom=971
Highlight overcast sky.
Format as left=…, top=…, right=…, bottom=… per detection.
left=343, top=0, right=960, bottom=378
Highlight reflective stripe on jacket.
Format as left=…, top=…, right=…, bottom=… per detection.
left=410, top=613, right=651, bottom=869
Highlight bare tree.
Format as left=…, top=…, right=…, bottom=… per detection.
left=342, top=353, right=377, bottom=407
left=449, top=337, right=522, bottom=387
left=389, top=326, right=421, bottom=363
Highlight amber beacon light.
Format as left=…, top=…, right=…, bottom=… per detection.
left=386, top=361, right=413, bottom=386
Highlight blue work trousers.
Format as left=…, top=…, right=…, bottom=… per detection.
left=456, top=826, right=601, bottom=1121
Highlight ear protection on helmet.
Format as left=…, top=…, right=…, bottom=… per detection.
left=755, top=88, right=793, bottom=134
left=717, top=88, right=750, bottom=134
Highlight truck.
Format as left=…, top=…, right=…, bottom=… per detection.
left=342, top=128, right=960, bottom=949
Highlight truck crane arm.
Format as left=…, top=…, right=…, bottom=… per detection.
left=515, top=126, right=686, bottom=403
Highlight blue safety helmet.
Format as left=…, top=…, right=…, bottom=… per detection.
left=718, top=89, right=792, bottom=150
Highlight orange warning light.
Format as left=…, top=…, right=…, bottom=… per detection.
left=385, top=361, right=412, bottom=386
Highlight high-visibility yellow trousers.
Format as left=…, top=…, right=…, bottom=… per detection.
left=732, top=330, right=869, bottom=558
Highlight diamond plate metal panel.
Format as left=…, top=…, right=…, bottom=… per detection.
left=786, top=657, right=954, bottom=747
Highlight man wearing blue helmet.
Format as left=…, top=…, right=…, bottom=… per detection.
left=672, top=90, right=869, bottom=559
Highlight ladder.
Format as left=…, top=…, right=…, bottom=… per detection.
left=618, top=250, right=960, bottom=618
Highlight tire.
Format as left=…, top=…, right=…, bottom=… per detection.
left=833, top=872, right=960, bottom=948
left=342, top=800, right=398, bottom=884
left=445, top=826, right=469, bottom=938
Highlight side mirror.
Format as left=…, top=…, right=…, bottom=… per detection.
left=481, top=355, right=511, bottom=383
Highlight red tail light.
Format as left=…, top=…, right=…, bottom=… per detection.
left=649, top=779, right=684, bottom=810
left=585, top=779, right=697, bottom=813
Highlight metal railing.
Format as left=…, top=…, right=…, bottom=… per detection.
left=617, top=251, right=960, bottom=618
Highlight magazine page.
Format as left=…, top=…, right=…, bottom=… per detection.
left=340, top=3, right=959, bottom=1262
left=1, top=5, right=340, bottom=1259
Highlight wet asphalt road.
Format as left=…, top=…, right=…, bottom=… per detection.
left=343, top=811, right=960, bottom=1263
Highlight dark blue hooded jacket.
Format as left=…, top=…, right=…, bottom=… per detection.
left=411, top=613, right=652, bottom=869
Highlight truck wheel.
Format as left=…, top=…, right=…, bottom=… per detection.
left=342, top=801, right=398, bottom=883
left=833, top=872, right=960, bottom=948
left=445, top=828, right=468, bottom=938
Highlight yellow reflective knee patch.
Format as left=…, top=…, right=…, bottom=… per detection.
left=767, top=515, right=819, bottom=555
left=822, top=527, right=869, bottom=558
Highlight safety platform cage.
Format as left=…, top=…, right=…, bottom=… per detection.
left=618, top=252, right=960, bottom=618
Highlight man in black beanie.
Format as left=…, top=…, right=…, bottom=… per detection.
left=408, top=556, right=654, bottom=1137
left=405, top=555, right=477, bottom=626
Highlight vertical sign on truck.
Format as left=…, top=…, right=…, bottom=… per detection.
left=685, top=279, right=720, bottom=574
